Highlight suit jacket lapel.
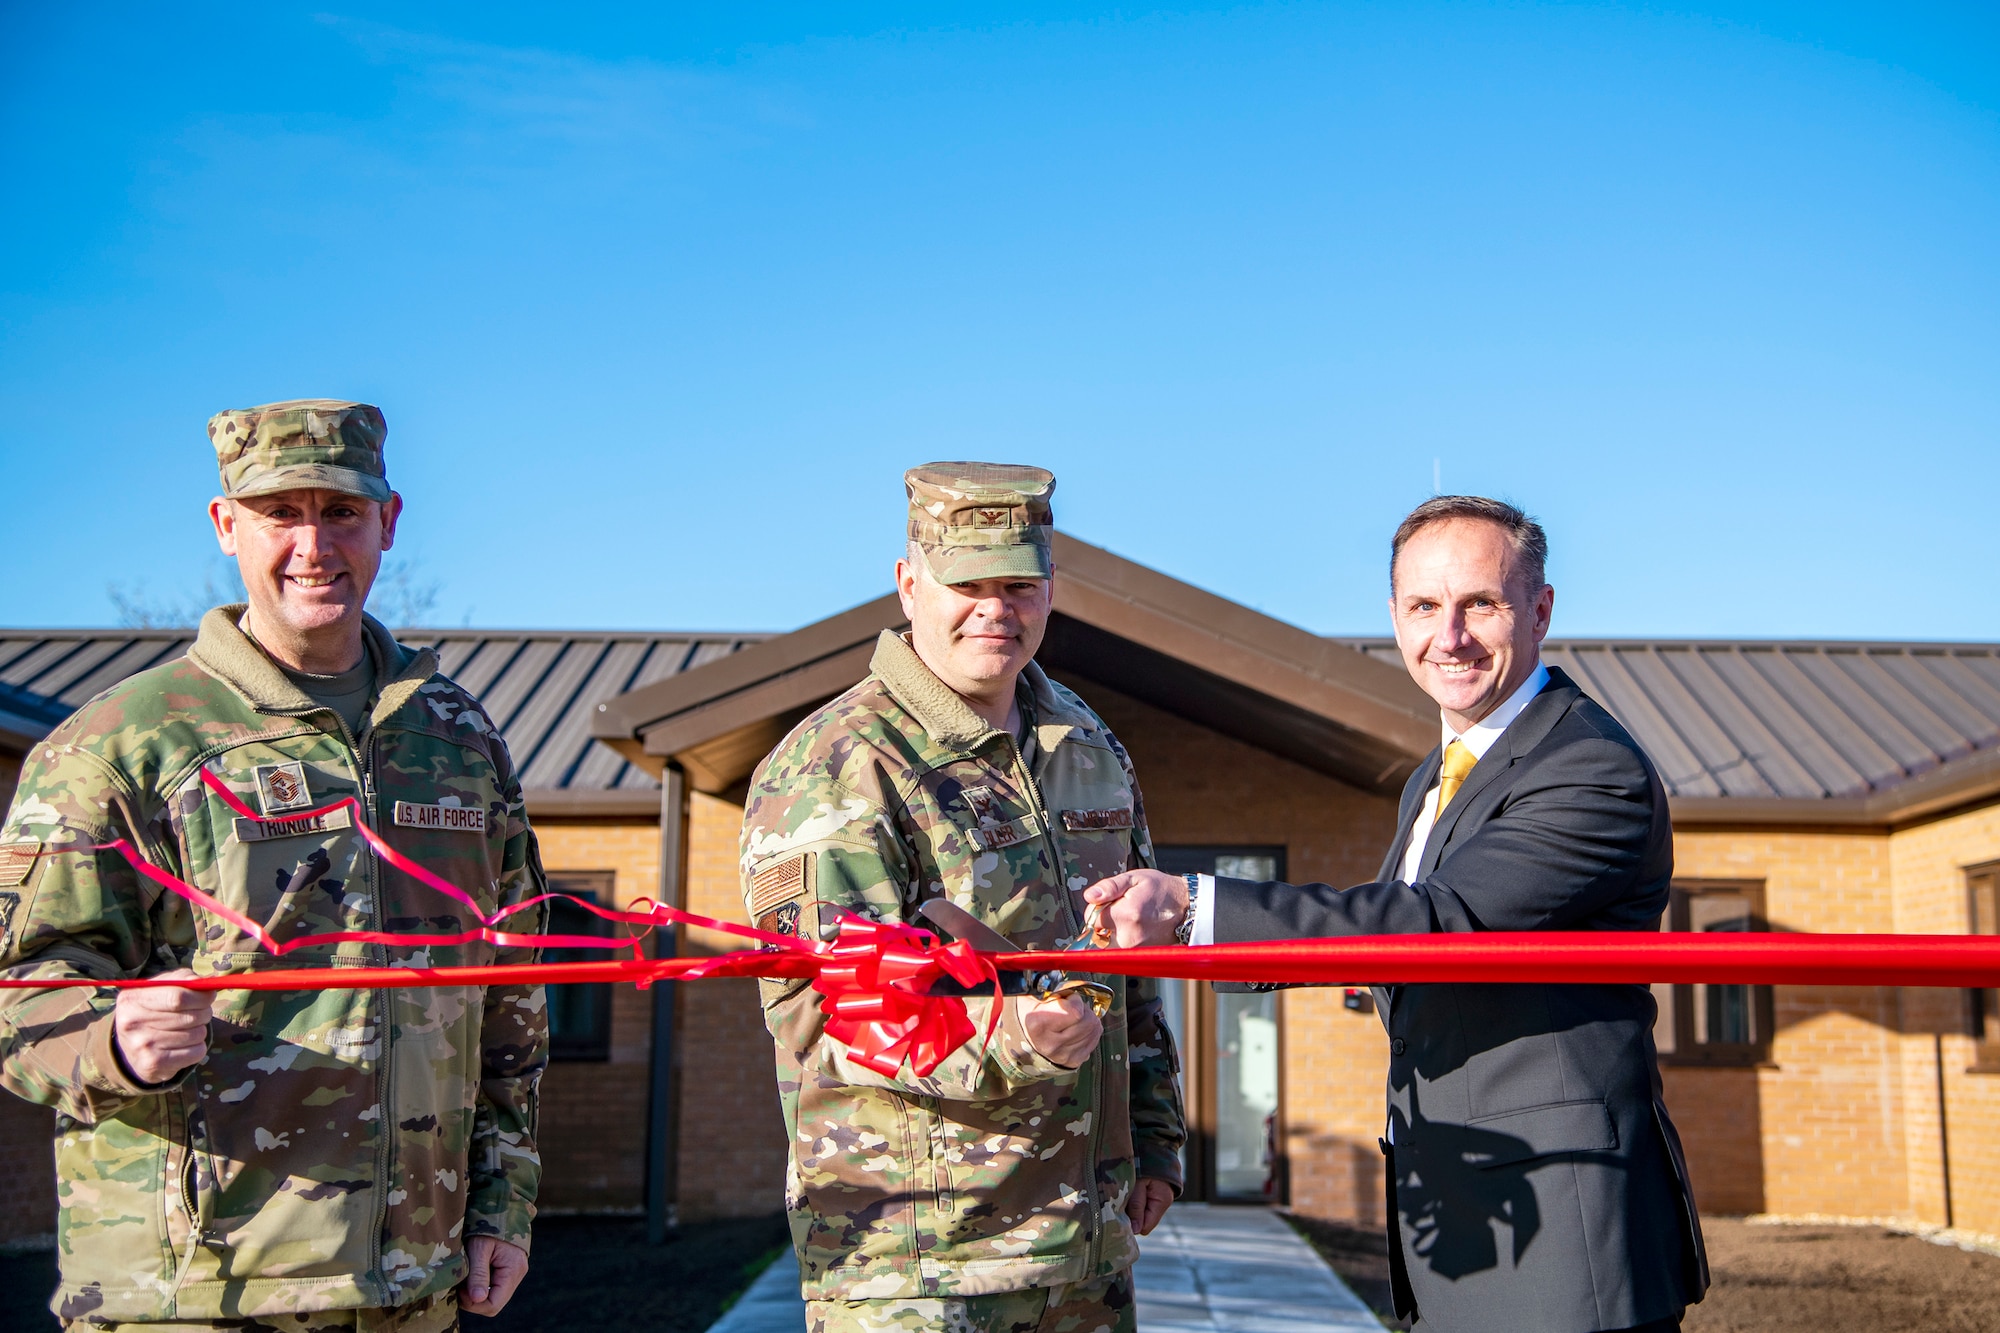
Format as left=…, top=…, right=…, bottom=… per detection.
left=1418, top=667, right=1580, bottom=878
left=1381, top=749, right=1442, bottom=883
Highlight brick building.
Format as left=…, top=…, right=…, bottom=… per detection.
left=5, top=533, right=2000, bottom=1248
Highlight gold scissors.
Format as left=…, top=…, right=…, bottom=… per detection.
left=917, top=899, right=1116, bottom=1017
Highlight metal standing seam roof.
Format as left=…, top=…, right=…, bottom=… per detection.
left=0, top=629, right=768, bottom=795
left=1341, top=639, right=2000, bottom=802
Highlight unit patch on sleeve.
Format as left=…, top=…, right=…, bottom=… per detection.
left=0, top=891, right=18, bottom=951
left=1061, top=807, right=1134, bottom=833
left=255, top=762, right=313, bottom=815
left=392, top=801, right=488, bottom=834
left=749, top=854, right=812, bottom=937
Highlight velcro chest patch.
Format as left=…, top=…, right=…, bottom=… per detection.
left=968, top=817, right=1040, bottom=851
left=393, top=801, right=487, bottom=834
left=1061, top=807, right=1134, bottom=833
left=958, top=785, right=1042, bottom=851
left=255, top=762, right=312, bottom=814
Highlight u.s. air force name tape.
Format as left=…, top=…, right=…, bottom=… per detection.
left=393, top=801, right=486, bottom=833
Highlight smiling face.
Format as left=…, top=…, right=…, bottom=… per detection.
left=1390, top=517, right=1553, bottom=732
left=896, top=554, right=1051, bottom=725
left=210, top=487, right=402, bottom=674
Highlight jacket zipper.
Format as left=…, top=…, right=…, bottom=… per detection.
left=1006, top=731, right=1106, bottom=1268
left=178, top=1141, right=200, bottom=1223
left=321, top=700, right=395, bottom=1299
left=358, top=726, right=395, bottom=1297
left=167, top=1093, right=207, bottom=1307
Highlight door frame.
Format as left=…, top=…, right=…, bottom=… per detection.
left=1153, top=845, right=1289, bottom=1204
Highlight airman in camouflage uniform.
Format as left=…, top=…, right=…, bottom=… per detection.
left=0, top=401, right=547, bottom=1331
left=740, top=464, right=1186, bottom=1333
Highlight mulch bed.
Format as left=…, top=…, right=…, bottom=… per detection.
left=483, top=1213, right=791, bottom=1333
left=1688, top=1218, right=2000, bottom=1333
left=0, top=1213, right=791, bottom=1333
left=1286, top=1213, right=2000, bottom=1333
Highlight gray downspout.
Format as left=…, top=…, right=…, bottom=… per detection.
left=646, top=763, right=688, bottom=1244
left=1935, top=1029, right=1955, bottom=1230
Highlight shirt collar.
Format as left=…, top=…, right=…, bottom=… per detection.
left=1443, top=661, right=1550, bottom=761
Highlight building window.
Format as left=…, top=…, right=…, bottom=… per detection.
left=1656, top=879, right=1774, bottom=1066
left=543, top=870, right=616, bottom=1063
left=1966, top=862, right=2000, bottom=1068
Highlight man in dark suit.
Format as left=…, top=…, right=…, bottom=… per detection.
left=1084, top=496, right=1707, bottom=1333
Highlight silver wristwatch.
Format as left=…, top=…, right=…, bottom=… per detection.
left=1174, top=872, right=1200, bottom=945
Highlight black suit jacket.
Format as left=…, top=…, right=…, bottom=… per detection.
left=1215, top=667, right=1708, bottom=1333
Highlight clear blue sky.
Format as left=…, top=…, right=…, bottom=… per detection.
left=4, top=3, right=1995, bottom=639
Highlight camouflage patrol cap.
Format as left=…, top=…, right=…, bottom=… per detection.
left=905, top=462, right=1055, bottom=585
left=206, top=399, right=391, bottom=502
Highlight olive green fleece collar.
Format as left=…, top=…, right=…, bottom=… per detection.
left=868, top=630, right=1094, bottom=754
left=187, top=604, right=437, bottom=736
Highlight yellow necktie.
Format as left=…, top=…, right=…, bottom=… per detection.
left=1435, top=739, right=1478, bottom=814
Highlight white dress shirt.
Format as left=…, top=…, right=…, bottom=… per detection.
left=1187, top=661, right=1551, bottom=946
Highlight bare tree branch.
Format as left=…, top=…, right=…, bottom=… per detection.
left=367, top=559, right=442, bottom=628
left=107, top=565, right=246, bottom=629
left=106, top=560, right=443, bottom=630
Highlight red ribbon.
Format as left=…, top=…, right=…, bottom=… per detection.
left=9, top=764, right=816, bottom=978
left=0, top=765, right=1012, bottom=1076
left=12, top=766, right=2000, bottom=1077
left=27, top=932, right=2000, bottom=992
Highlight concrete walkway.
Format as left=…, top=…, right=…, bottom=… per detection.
left=708, top=1204, right=1386, bottom=1332
left=1133, top=1205, right=1386, bottom=1333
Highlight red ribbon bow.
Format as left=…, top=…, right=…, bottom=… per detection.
left=813, top=916, right=1001, bottom=1076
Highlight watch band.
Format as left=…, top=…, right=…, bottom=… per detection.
left=1175, top=872, right=1200, bottom=945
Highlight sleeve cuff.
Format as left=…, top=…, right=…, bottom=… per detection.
left=465, top=1199, right=537, bottom=1254
left=1190, top=873, right=1217, bottom=947
left=992, top=999, right=1084, bottom=1084
left=85, top=1002, right=191, bottom=1098
left=1135, top=1140, right=1186, bottom=1196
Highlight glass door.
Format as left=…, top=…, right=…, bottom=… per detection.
left=1153, top=846, right=1286, bottom=1202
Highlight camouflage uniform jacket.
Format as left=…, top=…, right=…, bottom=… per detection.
left=0, top=606, right=548, bottom=1326
left=740, top=631, right=1186, bottom=1301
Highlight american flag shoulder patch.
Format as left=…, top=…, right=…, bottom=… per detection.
left=749, top=854, right=810, bottom=918
left=0, top=841, right=42, bottom=888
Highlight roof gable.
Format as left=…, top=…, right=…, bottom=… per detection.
left=592, top=533, right=1439, bottom=797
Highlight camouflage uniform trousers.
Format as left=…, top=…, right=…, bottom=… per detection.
left=65, top=1293, right=458, bottom=1333
left=807, top=1270, right=1134, bottom=1333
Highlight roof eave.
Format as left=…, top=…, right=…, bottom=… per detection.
left=1671, top=745, right=2000, bottom=829
left=590, top=594, right=904, bottom=743
left=1049, top=532, right=1436, bottom=758
left=524, top=788, right=665, bottom=819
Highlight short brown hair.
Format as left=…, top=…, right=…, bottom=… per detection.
left=1391, top=495, right=1548, bottom=591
